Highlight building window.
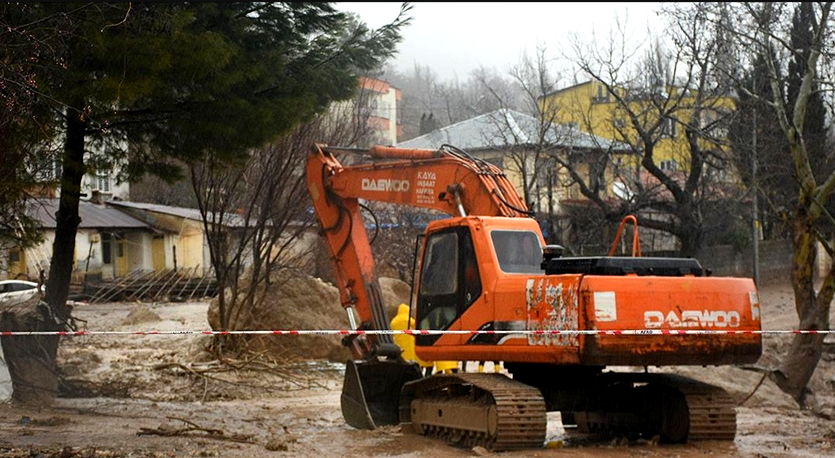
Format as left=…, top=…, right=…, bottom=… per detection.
left=592, top=84, right=610, bottom=104
left=36, top=157, right=61, bottom=181
left=661, top=117, right=677, bottom=138
left=95, top=174, right=111, bottom=192
left=613, top=156, right=624, bottom=174
left=660, top=159, right=678, bottom=172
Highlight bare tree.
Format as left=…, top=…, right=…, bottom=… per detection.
left=506, top=44, right=628, bottom=249
left=559, top=6, right=747, bottom=257
left=382, top=64, right=445, bottom=141
left=717, top=1, right=835, bottom=408
left=478, top=46, right=566, bottom=242
left=468, top=44, right=633, bottom=250
left=191, top=87, right=379, bottom=352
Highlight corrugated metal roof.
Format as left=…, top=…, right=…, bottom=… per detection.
left=28, top=199, right=151, bottom=230
left=397, top=108, right=628, bottom=151
left=106, top=200, right=250, bottom=227
left=106, top=201, right=204, bottom=220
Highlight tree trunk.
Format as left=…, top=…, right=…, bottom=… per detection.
left=774, top=206, right=829, bottom=407
left=0, top=297, right=59, bottom=404
left=2, top=106, right=87, bottom=405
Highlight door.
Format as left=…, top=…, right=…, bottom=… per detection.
left=8, top=247, right=26, bottom=279
left=152, top=236, right=165, bottom=271
left=115, top=237, right=128, bottom=277
left=415, top=227, right=481, bottom=347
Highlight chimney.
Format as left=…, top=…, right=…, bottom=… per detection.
left=419, top=112, right=436, bottom=135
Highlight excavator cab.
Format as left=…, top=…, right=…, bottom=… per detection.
left=412, top=216, right=544, bottom=349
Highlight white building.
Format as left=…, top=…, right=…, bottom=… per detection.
left=359, top=76, right=401, bottom=146
left=8, top=198, right=153, bottom=281
left=327, top=76, right=401, bottom=147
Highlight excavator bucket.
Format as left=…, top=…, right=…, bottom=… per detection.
left=341, top=359, right=423, bottom=430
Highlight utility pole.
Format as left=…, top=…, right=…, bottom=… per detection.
left=752, top=73, right=760, bottom=287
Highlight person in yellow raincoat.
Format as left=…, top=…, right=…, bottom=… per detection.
left=390, top=303, right=458, bottom=375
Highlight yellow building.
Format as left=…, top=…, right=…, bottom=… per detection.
left=541, top=80, right=735, bottom=180
left=539, top=80, right=740, bottom=253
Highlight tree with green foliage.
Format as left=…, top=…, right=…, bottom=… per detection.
left=0, top=2, right=411, bottom=404
left=0, top=3, right=67, bottom=248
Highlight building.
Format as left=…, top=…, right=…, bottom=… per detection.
left=540, top=80, right=736, bottom=184
left=539, top=80, right=741, bottom=253
left=34, top=141, right=131, bottom=202
left=397, top=108, right=630, bottom=247
left=102, top=201, right=213, bottom=276
left=358, top=76, right=401, bottom=146
left=6, top=199, right=243, bottom=282
left=7, top=198, right=153, bottom=281
left=327, top=76, right=401, bottom=147
left=397, top=108, right=628, bottom=215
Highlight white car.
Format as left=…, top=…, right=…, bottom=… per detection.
left=0, top=280, right=44, bottom=305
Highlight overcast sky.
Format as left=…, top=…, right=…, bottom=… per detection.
left=337, top=2, right=664, bottom=82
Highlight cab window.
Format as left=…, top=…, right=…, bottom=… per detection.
left=416, top=227, right=482, bottom=344
left=419, top=232, right=459, bottom=296
left=491, top=230, right=543, bottom=274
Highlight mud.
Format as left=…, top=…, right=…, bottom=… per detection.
left=0, top=280, right=833, bottom=457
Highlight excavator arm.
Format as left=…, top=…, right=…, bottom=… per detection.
left=306, top=143, right=530, bottom=353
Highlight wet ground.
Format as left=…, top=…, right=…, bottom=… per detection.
left=1, top=388, right=834, bottom=457
left=1, top=281, right=835, bottom=457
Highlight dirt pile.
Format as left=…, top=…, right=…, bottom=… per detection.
left=206, top=272, right=412, bottom=362
left=120, top=305, right=162, bottom=325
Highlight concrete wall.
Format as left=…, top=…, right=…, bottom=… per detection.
left=126, top=232, right=153, bottom=273
left=694, top=239, right=793, bottom=285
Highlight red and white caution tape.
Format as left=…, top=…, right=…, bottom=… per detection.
left=0, top=329, right=832, bottom=337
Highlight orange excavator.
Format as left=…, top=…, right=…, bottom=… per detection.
left=306, top=143, right=762, bottom=450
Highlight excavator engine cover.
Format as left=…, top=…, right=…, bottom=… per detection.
left=341, top=359, right=423, bottom=430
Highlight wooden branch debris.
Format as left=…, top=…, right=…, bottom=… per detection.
left=137, top=416, right=256, bottom=444
left=151, top=355, right=335, bottom=390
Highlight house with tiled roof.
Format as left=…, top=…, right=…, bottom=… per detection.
left=397, top=109, right=630, bottom=239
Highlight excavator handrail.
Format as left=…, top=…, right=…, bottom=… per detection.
left=608, top=214, right=642, bottom=257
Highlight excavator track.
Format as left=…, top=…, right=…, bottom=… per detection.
left=673, top=375, right=737, bottom=440
left=566, top=373, right=737, bottom=442
left=399, top=372, right=546, bottom=451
